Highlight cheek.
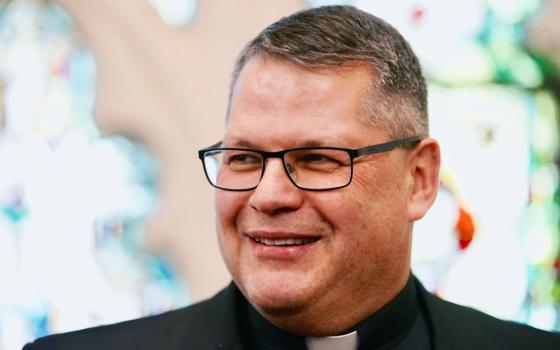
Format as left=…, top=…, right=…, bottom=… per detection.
left=322, top=163, right=410, bottom=244
left=314, top=190, right=405, bottom=288
left=215, top=191, right=247, bottom=228
left=353, top=166, right=412, bottom=260
left=319, top=182, right=410, bottom=279
left=215, top=191, right=251, bottom=279
left=351, top=161, right=408, bottom=209
left=215, top=191, right=249, bottom=255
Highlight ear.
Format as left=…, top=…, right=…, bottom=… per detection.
left=406, top=138, right=441, bottom=222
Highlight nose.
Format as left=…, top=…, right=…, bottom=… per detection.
left=248, top=158, right=304, bottom=215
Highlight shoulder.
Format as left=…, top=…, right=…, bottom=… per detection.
left=23, top=284, right=241, bottom=350
left=417, top=282, right=560, bottom=349
left=23, top=306, right=197, bottom=350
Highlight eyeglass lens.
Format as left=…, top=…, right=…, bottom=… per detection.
left=202, top=148, right=352, bottom=190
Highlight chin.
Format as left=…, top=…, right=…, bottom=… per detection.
left=239, top=273, right=314, bottom=317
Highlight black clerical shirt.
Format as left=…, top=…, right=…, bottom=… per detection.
left=242, top=275, right=432, bottom=350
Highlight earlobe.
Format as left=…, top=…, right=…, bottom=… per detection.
left=407, top=138, right=441, bottom=221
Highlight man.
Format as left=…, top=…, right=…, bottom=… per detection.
left=24, top=5, right=560, bottom=350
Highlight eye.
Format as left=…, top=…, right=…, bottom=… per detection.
left=301, top=153, right=330, bottom=163
left=290, top=149, right=349, bottom=172
left=228, top=153, right=259, bottom=164
left=300, top=151, right=346, bottom=164
left=224, top=151, right=262, bottom=171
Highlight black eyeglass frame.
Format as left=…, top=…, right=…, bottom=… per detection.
left=198, top=136, right=422, bottom=192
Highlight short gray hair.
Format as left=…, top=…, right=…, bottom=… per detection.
left=228, top=5, right=428, bottom=139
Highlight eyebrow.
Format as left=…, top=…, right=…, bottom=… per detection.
left=225, top=138, right=341, bottom=149
left=299, top=140, right=327, bottom=147
left=226, top=139, right=258, bottom=148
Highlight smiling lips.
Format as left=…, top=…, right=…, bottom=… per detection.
left=247, top=231, right=321, bottom=248
left=245, top=231, right=322, bottom=259
left=253, top=237, right=318, bottom=246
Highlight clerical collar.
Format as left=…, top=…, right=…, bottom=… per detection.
left=306, top=331, right=359, bottom=350
left=243, top=275, right=418, bottom=350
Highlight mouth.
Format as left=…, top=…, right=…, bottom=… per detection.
left=246, top=232, right=321, bottom=258
left=252, top=237, right=319, bottom=247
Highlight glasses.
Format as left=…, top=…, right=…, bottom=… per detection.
left=198, top=136, right=421, bottom=191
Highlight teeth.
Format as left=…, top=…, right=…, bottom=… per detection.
left=254, top=237, right=315, bottom=246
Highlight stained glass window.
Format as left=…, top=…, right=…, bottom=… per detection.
left=2, top=1, right=559, bottom=348
left=0, top=1, right=185, bottom=349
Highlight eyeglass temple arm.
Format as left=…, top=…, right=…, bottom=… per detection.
left=356, top=136, right=422, bottom=157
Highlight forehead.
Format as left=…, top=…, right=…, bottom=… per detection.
left=226, top=57, right=385, bottom=148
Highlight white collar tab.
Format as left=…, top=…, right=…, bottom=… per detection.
left=305, top=331, right=358, bottom=350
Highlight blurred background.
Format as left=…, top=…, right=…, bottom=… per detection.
left=0, top=0, right=559, bottom=348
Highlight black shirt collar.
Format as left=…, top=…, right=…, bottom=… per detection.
left=242, top=275, right=418, bottom=350
left=356, top=274, right=418, bottom=349
left=245, top=299, right=307, bottom=350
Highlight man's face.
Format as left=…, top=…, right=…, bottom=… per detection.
left=216, top=57, right=415, bottom=328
